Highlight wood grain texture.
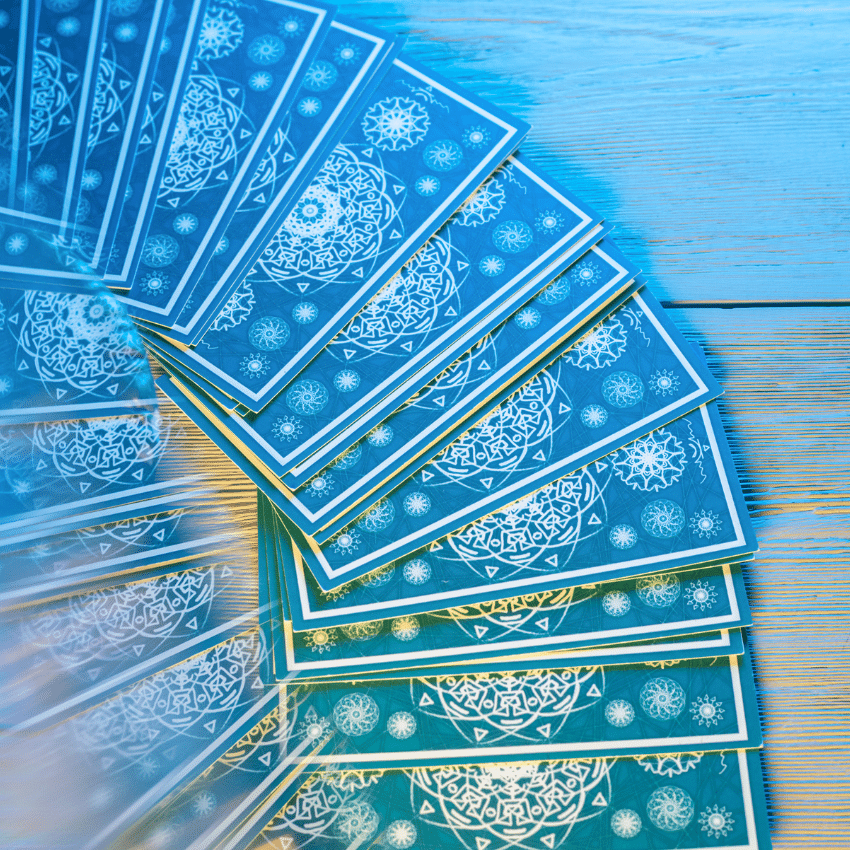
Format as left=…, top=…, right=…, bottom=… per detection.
left=335, top=0, right=850, bottom=304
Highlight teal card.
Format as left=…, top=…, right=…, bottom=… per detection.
left=232, top=750, right=772, bottom=850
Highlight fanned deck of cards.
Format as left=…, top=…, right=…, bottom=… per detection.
left=0, top=1, right=773, bottom=848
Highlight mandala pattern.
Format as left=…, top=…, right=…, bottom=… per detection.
left=367, top=424, right=393, bottom=447
left=357, top=499, right=395, bottom=532
left=362, top=96, right=430, bottom=151
left=601, top=370, right=644, bottom=408
left=691, top=694, right=724, bottom=726
left=342, top=619, right=382, bottom=641
left=637, top=753, right=702, bottom=777
left=609, top=808, right=641, bottom=838
left=604, top=699, right=635, bottom=727
left=303, top=60, right=338, bottom=92
left=612, top=429, right=687, bottom=492
left=331, top=234, right=466, bottom=360
left=335, top=801, right=379, bottom=841
left=248, top=316, right=290, bottom=350
left=195, top=6, right=244, bottom=60
left=209, top=281, right=255, bottom=333
left=402, top=558, right=431, bottom=584
left=492, top=219, right=533, bottom=253
left=413, top=668, right=603, bottom=745
left=158, top=69, right=254, bottom=207
left=571, top=259, right=603, bottom=287
left=240, top=353, right=269, bottom=377
left=386, top=819, right=417, bottom=848
left=403, top=492, right=431, bottom=517
left=304, top=473, right=334, bottom=498
left=514, top=307, right=541, bottom=329
left=684, top=579, right=718, bottom=611
left=601, top=590, right=631, bottom=616
left=253, top=145, right=404, bottom=294
left=297, top=96, right=320, bottom=116
left=409, top=760, right=611, bottom=850
left=568, top=319, right=626, bottom=370
left=415, top=174, right=440, bottom=196
left=580, top=403, right=608, bottom=428
left=303, top=628, right=335, bottom=653
left=461, top=126, right=489, bottom=148
left=646, top=785, right=695, bottom=831
left=292, top=301, right=318, bottom=324
left=609, top=524, right=637, bottom=549
left=330, top=529, right=359, bottom=555
left=297, top=707, right=331, bottom=742
left=445, top=468, right=606, bottom=581
left=649, top=368, right=681, bottom=397
left=333, top=368, right=360, bottom=391
left=248, top=35, right=286, bottom=65
left=535, top=274, right=570, bottom=305
left=428, top=367, right=569, bottom=493
left=640, top=677, right=686, bottom=720
left=456, top=176, right=505, bottom=226
left=641, top=499, right=686, bottom=538
left=479, top=254, right=505, bottom=276
left=535, top=210, right=564, bottom=234
left=333, top=692, right=380, bottom=737
left=391, top=615, right=420, bottom=641
left=141, top=234, right=178, bottom=267
left=286, top=379, right=329, bottom=415
left=333, top=43, right=360, bottom=64
left=88, top=55, right=134, bottom=151
left=331, top=442, right=362, bottom=470
left=386, top=711, right=417, bottom=739
left=700, top=805, right=735, bottom=838
left=636, top=573, right=681, bottom=608
left=423, top=139, right=464, bottom=171
left=690, top=509, right=722, bottom=538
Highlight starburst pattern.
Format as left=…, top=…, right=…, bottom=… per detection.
left=700, top=804, right=735, bottom=838
left=568, top=319, right=626, bottom=370
left=602, top=590, right=631, bottom=616
left=403, top=558, right=431, bottom=584
left=403, top=492, right=431, bottom=517
left=690, top=509, right=722, bottom=538
left=492, top=219, right=534, bottom=253
left=456, top=176, right=505, bottom=226
left=612, top=429, right=687, bottom=491
left=362, top=96, right=430, bottom=151
left=691, top=694, right=724, bottom=726
left=286, top=379, right=329, bottom=415
left=610, top=808, right=642, bottom=838
left=391, top=615, right=420, bottom=641
left=649, top=368, right=681, bottom=397
left=684, top=579, right=718, bottom=611
left=605, top=699, right=635, bottom=726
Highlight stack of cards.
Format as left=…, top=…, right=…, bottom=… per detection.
left=0, top=1, right=771, bottom=848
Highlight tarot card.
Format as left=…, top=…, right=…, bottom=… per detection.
left=222, top=750, right=772, bottom=850
left=157, top=54, right=532, bottom=410
left=0, top=285, right=158, bottom=423
left=103, top=0, right=208, bottom=289
left=160, top=16, right=404, bottom=345
left=1, top=629, right=283, bottom=850
left=1, top=558, right=261, bottom=731
left=120, top=0, right=336, bottom=327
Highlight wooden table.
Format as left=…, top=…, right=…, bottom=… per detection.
left=170, top=3, right=849, bottom=845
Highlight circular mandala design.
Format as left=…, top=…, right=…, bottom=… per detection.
left=286, top=379, right=329, bottom=415
left=386, top=819, right=417, bottom=848
left=604, top=699, right=635, bottom=727
left=284, top=184, right=343, bottom=238
left=333, top=693, right=380, bottom=737
left=601, top=371, right=645, bottom=408
left=249, top=316, right=290, bottom=351
left=391, top=615, right=420, bottom=641
left=636, top=573, right=681, bottom=607
left=210, top=281, right=254, bottom=333
left=700, top=805, right=735, bottom=838
left=646, top=786, right=694, bottom=831
left=331, top=443, right=362, bottom=470
left=303, top=60, right=338, bottom=91
left=248, top=34, right=285, bottom=65
left=367, top=425, right=393, bottom=447
left=402, top=492, right=431, bottom=517
left=461, top=126, right=489, bottom=148
left=568, top=320, right=627, bottom=370
left=514, top=307, right=540, bottom=329
left=140, top=234, right=178, bottom=267
left=297, top=96, right=321, bottom=117
left=601, top=590, right=631, bottom=616
left=360, top=564, right=394, bottom=588
left=640, top=677, right=686, bottom=720
left=492, top=219, right=533, bottom=253
left=414, top=175, right=440, bottom=196
left=333, top=369, right=360, bottom=392
left=196, top=7, right=244, bottom=60
left=240, top=353, right=269, bottom=377
left=536, top=275, right=570, bottom=305
left=456, top=177, right=505, bottom=227
left=479, top=254, right=505, bottom=276
left=402, top=558, right=431, bottom=585
left=386, top=711, right=417, bottom=740
left=271, top=416, right=302, bottom=442
left=611, top=808, right=642, bottom=838
left=423, top=139, right=463, bottom=172
left=357, top=499, right=395, bottom=532
left=249, top=71, right=272, bottom=91
left=335, top=801, right=379, bottom=842
left=138, top=272, right=170, bottom=295
left=609, top=524, right=637, bottom=549
left=535, top=210, right=564, bottom=234
left=292, top=301, right=318, bottom=324
left=342, top=620, right=382, bottom=641
left=362, top=96, right=430, bottom=151
left=641, top=500, right=686, bottom=538
left=612, top=429, right=686, bottom=492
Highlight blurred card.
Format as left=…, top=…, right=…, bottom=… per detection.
left=160, top=16, right=403, bottom=344
left=121, top=0, right=334, bottom=327
left=0, top=285, right=158, bottom=423
left=225, top=750, right=772, bottom=850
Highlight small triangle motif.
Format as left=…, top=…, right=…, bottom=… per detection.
left=545, top=554, right=558, bottom=567
left=362, top=147, right=374, bottom=157
left=485, top=565, right=499, bottom=578
left=559, top=403, right=571, bottom=415
left=477, top=361, right=490, bottom=371
left=239, top=129, right=252, bottom=139
left=353, top=268, right=364, bottom=278
left=152, top=91, right=163, bottom=101
left=153, top=529, right=165, bottom=541
left=132, top=644, right=145, bottom=656
left=537, top=723, right=551, bottom=738
left=186, top=617, right=198, bottom=630
left=532, top=450, right=546, bottom=462
left=79, top=481, right=90, bottom=493
left=474, top=624, right=488, bottom=639
left=475, top=838, right=491, bottom=850
left=107, top=121, right=119, bottom=132
left=253, top=193, right=266, bottom=204
left=433, top=395, right=445, bottom=407
left=343, top=349, right=356, bottom=359
left=140, top=134, right=151, bottom=144
left=107, top=383, right=118, bottom=396
left=100, top=542, right=112, bottom=554
left=541, top=836, right=555, bottom=849
left=87, top=667, right=100, bottom=680
left=17, top=359, right=28, bottom=371
left=418, top=693, right=434, bottom=707
left=119, top=79, right=131, bottom=90
left=445, top=307, right=457, bottom=317
left=390, top=229, right=401, bottom=239
left=400, top=340, right=413, bottom=352
left=297, top=282, right=310, bottom=292
left=594, top=461, right=607, bottom=472
left=479, top=477, right=493, bottom=489
left=66, top=72, right=78, bottom=83
left=421, top=470, right=434, bottom=482
left=167, top=198, right=179, bottom=207
left=419, top=801, right=435, bottom=815
left=592, top=792, right=608, bottom=807
left=587, top=684, right=602, bottom=697
left=282, top=153, right=294, bottom=163
left=588, top=513, right=601, bottom=525
left=258, top=751, right=272, bottom=766
left=473, top=727, right=488, bottom=742
left=393, top=183, right=404, bottom=194
left=204, top=720, right=216, bottom=734
left=227, top=87, right=240, bottom=98
left=132, top=468, right=144, bottom=480
left=457, top=261, right=468, bottom=271
left=216, top=169, right=229, bottom=180
left=536, top=617, right=549, bottom=631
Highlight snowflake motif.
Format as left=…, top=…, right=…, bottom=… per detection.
left=248, top=34, right=286, bottom=65
left=334, top=369, right=361, bottom=392
left=284, top=184, right=343, bottom=237
left=461, top=126, right=490, bottom=149
left=649, top=368, right=681, bottom=397
left=568, top=319, right=627, bottom=370
left=57, top=16, right=81, bottom=36
left=362, top=96, right=430, bottom=151
left=571, top=259, right=603, bottom=287
left=690, top=509, right=722, bottom=539
left=249, top=316, right=290, bottom=351
left=691, top=694, right=724, bottom=727
left=192, top=791, right=216, bottom=817
left=303, top=60, right=338, bottom=92
left=137, top=757, right=159, bottom=778
left=609, top=524, right=638, bottom=549
left=605, top=699, right=635, bottom=727
left=456, top=177, right=505, bottom=226
left=403, top=492, right=431, bottom=517
left=535, top=210, right=564, bottom=234
left=360, top=564, right=394, bottom=588
left=402, top=558, right=432, bottom=585
left=33, top=164, right=57, bottom=184
left=391, top=616, right=420, bottom=641
left=114, top=22, right=137, bottom=41
left=330, top=530, right=360, bottom=555
left=336, top=801, right=380, bottom=842
left=414, top=175, right=440, bottom=196
left=292, top=301, right=318, bottom=324
left=684, top=579, right=718, bottom=611
left=612, top=429, right=687, bottom=492
left=640, top=677, right=686, bottom=720
left=492, top=219, right=534, bottom=253
left=423, top=139, right=464, bottom=172
left=514, top=307, right=541, bottom=329
left=304, top=628, right=335, bottom=653
left=305, top=473, right=334, bottom=498
left=636, top=573, right=681, bottom=608
left=641, top=499, right=686, bottom=538
left=173, top=213, right=198, bottom=234
left=239, top=352, right=271, bottom=378
left=331, top=443, right=362, bottom=470
left=700, top=805, right=735, bottom=838
left=297, top=96, right=321, bottom=117
left=647, top=786, right=695, bottom=831
left=367, top=425, right=393, bottom=447
left=610, top=808, right=642, bottom=838
left=286, top=379, right=329, bottom=415
left=386, top=819, right=417, bottom=848
left=210, top=281, right=255, bottom=333
left=602, top=590, right=631, bottom=616
left=138, top=272, right=170, bottom=296
left=249, top=71, right=272, bottom=91
left=602, top=370, right=645, bottom=408
left=358, top=499, right=395, bottom=532
left=298, top=710, right=332, bottom=742
left=334, top=42, right=360, bottom=64
left=333, top=693, right=379, bottom=737
left=80, top=169, right=101, bottom=190
left=196, top=7, right=244, bottom=59
left=0, top=375, right=12, bottom=397
left=6, top=233, right=29, bottom=255
left=141, top=234, right=178, bottom=267
left=580, top=404, right=609, bottom=428
left=535, top=275, right=570, bottom=305
left=278, top=15, right=303, bottom=37
left=479, top=254, right=505, bottom=276
left=214, top=236, right=229, bottom=255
